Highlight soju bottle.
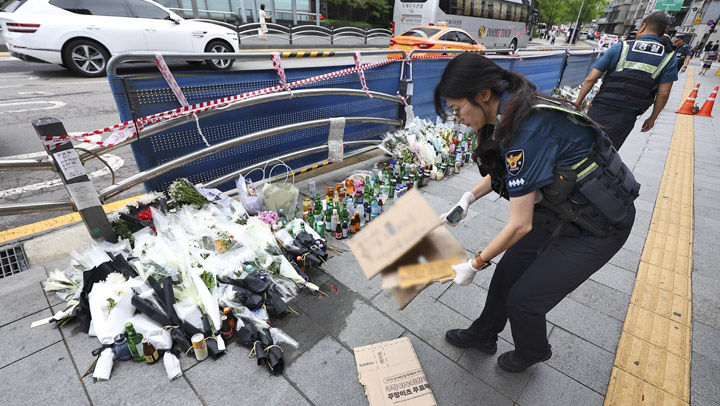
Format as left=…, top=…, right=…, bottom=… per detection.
left=125, top=322, right=145, bottom=362
left=278, top=208, right=287, bottom=226
left=325, top=207, right=332, bottom=230
left=383, top=167, right=391, bottom=183
left=389, top=185, right=395, bottom=201
left=307, top=213, right=315, bottom=230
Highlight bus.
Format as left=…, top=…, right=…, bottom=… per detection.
left=393, top=0, right=536, bottom=52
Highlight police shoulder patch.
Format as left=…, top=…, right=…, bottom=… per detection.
left=505, top=149, right=525, bottom=177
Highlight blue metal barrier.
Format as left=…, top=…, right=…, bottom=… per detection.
left=559, top=52, right=601, bottom=88
left=107, top=51, right=600, bottom=193
left=108, top=63, right=402, bottom=192
left=409, top=53, right=569, bottom=121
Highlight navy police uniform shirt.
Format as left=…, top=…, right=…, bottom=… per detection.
left=499, top=107, right=596, bottom=198
left=594, top=34, right=678, bottom=84
left=675, top=43, right=693, bottom=64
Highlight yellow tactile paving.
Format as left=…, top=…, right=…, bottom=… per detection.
left=630, top=282, right=692, bottom=326
left=635, top=262, right=691, bottom=298
left=606, top=368, right=687, bottom=406
left=604, top=68, right=695, bottom=405
left=623, top=305, right=691, bottom=359
left=0, top=195, right=142, bottom=245
left=613, top=334, right=690, bottom=401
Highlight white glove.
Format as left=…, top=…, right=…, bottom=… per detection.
left=452, top=259, right=480, bottom=286
left=440, top=191, right=476, bottom=226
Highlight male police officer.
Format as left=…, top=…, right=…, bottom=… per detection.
left=574, top=11, right=677, bottom=150
left=673, top=34, right=693, bottom=73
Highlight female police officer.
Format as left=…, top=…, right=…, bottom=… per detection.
left=434, top=53, right=639, bottom=372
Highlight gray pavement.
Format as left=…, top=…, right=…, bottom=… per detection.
left=1, top=57, right=719, bottom=405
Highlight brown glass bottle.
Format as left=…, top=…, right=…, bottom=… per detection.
left=221, top=315, right=234, bottom=340
left=142, top=338, right=159, bottom=364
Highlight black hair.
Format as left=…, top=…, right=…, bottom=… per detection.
left=713, top=44, right=719, bottom=52
left=642, top=11, right=669, bottom=35
left=433, top=53, right=542, bottom=180
left=260, top=4, right=265, bottom=10
left=434, top=53, right=538, bottom=146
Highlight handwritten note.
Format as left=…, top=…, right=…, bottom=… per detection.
left=54, top=149, right=86, bottom=181
left=397, top=257, right=460, bottom=289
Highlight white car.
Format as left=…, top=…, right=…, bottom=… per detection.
left=601, top=34, right=619, bottom=48
left=0, top=0, right=239, bottom=77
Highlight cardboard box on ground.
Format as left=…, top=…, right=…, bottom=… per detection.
left=348, top=188, right=465, bottom=309
left=354, top=337, right=436, bottom=406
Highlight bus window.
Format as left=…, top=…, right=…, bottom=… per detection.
left=439, top=0, right=450, bottom=14
left=400, top=0, right=427, bottom=2
left=500, top=2, right=507, bottom=21
left=464, top=0, right=471, bottom=16
left=472, top=0, right=483, bottom=18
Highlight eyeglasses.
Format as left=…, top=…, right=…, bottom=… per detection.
left=453, top=99, right=469, bottom=117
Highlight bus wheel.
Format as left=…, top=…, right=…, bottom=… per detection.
left=508, top=39, right=518, bottom=55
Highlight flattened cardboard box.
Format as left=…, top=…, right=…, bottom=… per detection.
left=354, top=337, right=436, bottom=406
left=348, top=189, right=465, bottom=309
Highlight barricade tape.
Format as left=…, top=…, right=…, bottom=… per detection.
left=41, top=56, right=403, bottom=149
left=354, top=52, right=373, bottom=98
left=154, top=53, right=211, bottom=147
left=271, top=52, right=294, bottom=98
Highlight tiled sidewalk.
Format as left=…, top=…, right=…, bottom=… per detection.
left=1, top=59, right=718, bottom=406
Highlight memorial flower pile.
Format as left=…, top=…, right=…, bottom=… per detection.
left=40, top=178, right=326, bottom=381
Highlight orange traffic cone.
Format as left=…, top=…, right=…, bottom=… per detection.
left=696, top=86, right=718, bottom=118
left=675, top=83, right=700, bottom=114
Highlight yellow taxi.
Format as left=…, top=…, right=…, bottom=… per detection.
left=389, top=22, right=485, bottom=57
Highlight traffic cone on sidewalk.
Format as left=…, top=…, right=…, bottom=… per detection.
left=675, top=83, right=700, bottom=114
left=696, top=86, right=718, bottom=118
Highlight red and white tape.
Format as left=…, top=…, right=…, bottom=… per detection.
left=271, top=52, right=294, bottom=98
left=41, top=56, right=402, bottom=149
left=155, top=53, right=210, bottom=147
left=354, top=52, right=373, bottom=98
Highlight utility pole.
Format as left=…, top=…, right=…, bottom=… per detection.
left=571, top=0, right=586, bottom=44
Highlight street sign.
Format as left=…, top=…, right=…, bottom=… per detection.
left=695, top=17, right=703, bottom=24
left=708, top=20, right=715, bottom=27
left=654, top=0, right=683, bottom=11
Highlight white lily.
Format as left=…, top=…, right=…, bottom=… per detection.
left=43, top=270, right=79, bottom=292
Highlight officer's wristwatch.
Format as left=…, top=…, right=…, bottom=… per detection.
left=474, top=251, right=493, bottom=270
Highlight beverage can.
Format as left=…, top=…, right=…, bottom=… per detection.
left=192, top=333, right=208, bottom=361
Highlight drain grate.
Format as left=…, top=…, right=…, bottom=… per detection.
left=0, top=244, right=29, bottom=278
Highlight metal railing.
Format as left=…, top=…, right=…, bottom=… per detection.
left=0, top=50, right=407, bottom=223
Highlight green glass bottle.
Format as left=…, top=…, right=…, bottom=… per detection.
left=125, top=322, right=145, bottom=362
left=307, top=212, right=315, bottom=229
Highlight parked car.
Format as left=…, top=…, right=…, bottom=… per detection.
left=0, top=0, right=239, bottom=77
left=586, top=31, right=596, bottom=40
left=389, top=23, right=486, bottom=57
left=601, top=34, right=619, bottom=48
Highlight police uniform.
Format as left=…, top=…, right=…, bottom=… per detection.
left=588, top=35, right=678, bottom=149
left=675, top=41, right=693, bottom=72
left=466, top=94, right=637, bottom=362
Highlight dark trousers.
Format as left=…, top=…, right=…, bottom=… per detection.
left=588, top=104, right=639, bottom=150
left=466, top=210, right=634, bottom=361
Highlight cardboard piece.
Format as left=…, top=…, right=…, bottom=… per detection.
left=348, top=189, right=466, bottom=309
left=354, top=337, right=436, bottom=406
